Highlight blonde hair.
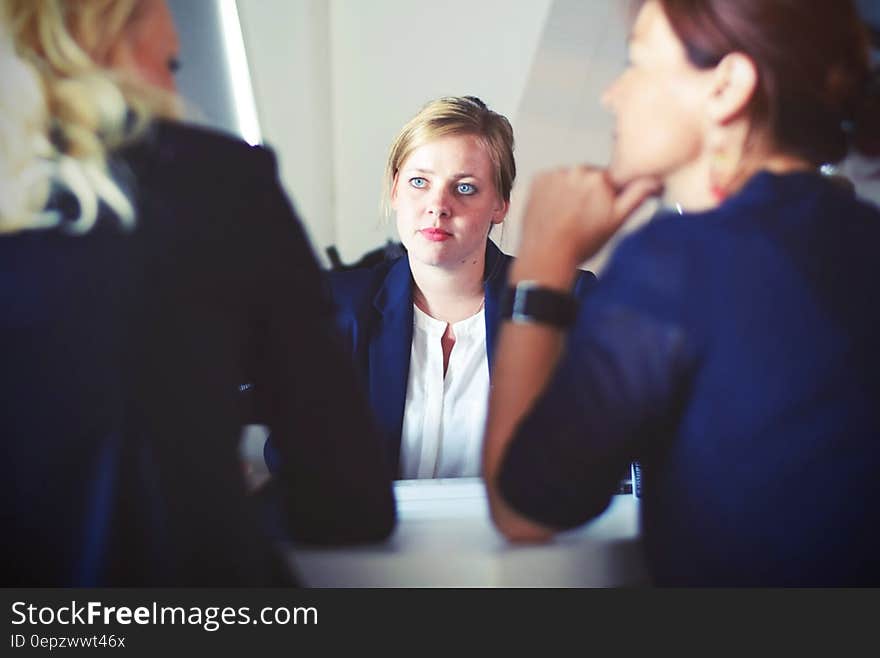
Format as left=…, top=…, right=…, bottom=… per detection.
left=0, top=0, right=180, bottom=235
left=382, top=96, right=515, bottom=218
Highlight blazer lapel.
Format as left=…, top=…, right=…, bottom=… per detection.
left=483, top=240, right=512, bottom=374
left=369, top=256, right=414, bottom=476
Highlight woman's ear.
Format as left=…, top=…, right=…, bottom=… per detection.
left=706, top=52, right=758, bottom=125
left=490, top=199, right=510, bottom=225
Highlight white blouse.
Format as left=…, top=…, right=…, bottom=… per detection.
left=399, top=304, right=490, bottom=479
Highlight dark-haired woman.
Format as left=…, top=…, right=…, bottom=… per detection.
left=484, top=0, right=880, bottom=585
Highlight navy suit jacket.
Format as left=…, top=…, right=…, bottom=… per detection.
left=498, top=171, right=880, bottom=585
left=328, top=240, right=597, bottom=476
left=1, top=120, right=395, bottom=586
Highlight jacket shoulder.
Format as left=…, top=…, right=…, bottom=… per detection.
left=328, top=258, right=400, bottom=315
left=487, top=247, right=596, bottom=302
left=120, top=120, right=277, bottom=178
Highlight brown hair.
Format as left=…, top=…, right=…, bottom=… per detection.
left=655, top=0, right=877, bottom=163
left=382, top=96, right=515, bottom=217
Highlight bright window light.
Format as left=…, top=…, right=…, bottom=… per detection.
left=218, top=0, right=262, bottom=145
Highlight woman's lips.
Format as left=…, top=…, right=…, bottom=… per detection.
left=420, top=228, right=452, bottom=242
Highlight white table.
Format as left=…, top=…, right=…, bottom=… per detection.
left=286, top=478, right=650, bottom=587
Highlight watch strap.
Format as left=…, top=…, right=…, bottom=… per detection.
left=500, top=280, right=578, bottom=328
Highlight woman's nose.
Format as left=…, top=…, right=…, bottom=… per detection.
left=427, top=188, right=452, bottom=218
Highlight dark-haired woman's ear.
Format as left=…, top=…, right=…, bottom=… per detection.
left=702, top=53, right=760, bottom=201
left=706, top=52, right=758, bottom=125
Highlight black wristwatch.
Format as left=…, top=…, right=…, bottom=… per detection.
left=500, top=280, right=578, bottom=328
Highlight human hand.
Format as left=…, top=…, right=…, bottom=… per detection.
left=517, top=166, right=660, bottom=270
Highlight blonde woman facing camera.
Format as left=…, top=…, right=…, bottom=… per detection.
left=331, top=97, right=596, bottom=479
left=0, top=0, right=394, bottom=586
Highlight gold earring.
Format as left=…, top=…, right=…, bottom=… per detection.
left=709, top=151, right=729, bottom=201
left=708, top=147, right=742, bottom=202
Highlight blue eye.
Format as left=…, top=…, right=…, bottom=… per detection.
left=457, top=182, right=476, bottom=195
left=409, top=177, right=427, bottom=189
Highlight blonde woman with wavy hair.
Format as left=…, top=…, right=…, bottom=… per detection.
left=1, top=0, right=395, bottom=586
left=0, top=0, right=181, bottom=235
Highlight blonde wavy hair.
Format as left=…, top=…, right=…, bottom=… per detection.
left=0, top=0, right=180, bottom=235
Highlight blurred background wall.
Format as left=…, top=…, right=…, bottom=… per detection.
left=170, top=0, right=880, bottom=272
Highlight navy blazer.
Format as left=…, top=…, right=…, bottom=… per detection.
left=498, top=171, right=880, bottom=585
left=329, top=240, right=597, bottom=476
left=1, top=121, right=395, bottom=586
